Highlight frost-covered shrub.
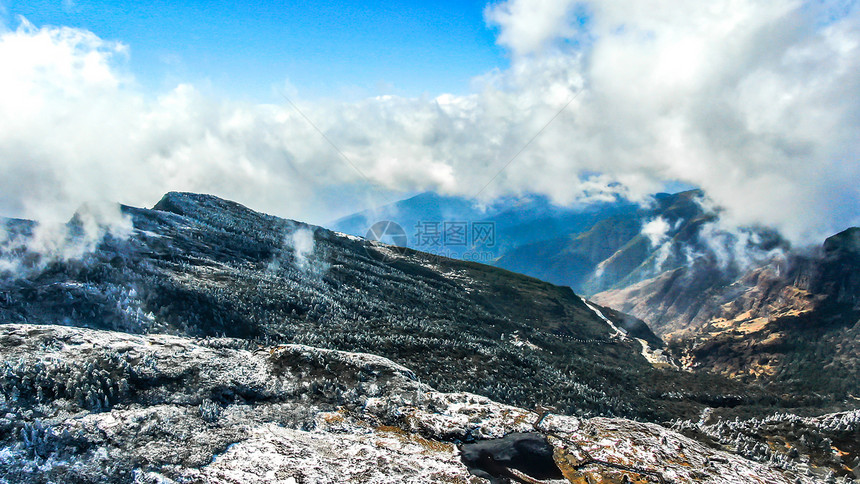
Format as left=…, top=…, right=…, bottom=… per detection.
left=1, top=350, right=133, bottom=411
left=198, top=400, right=221, bottom=423
left=20, top=421, right=65, bottom=459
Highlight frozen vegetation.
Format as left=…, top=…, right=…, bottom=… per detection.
left=0, top=324, right=838, bottom=483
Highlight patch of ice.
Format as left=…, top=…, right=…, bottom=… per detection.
left=583, top=299, right=628, bottom=339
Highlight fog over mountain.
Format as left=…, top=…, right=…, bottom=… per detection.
left=1, top=0, right=858, bottom=242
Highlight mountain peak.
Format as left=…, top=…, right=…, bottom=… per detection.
left=150, top=192, right=303, bottom=240
left=823, top=226, right=860, bottom=255
left=153, top=192, right=253, bottom=218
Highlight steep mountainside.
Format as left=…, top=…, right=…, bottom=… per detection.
left=594, top=227, right=860, bottom=400
left=0, top=324, right=844, bottom=483
left=0, top=192, right=766, bottom=422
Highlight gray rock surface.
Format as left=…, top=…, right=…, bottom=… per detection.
left=0, top=324, right=815, bottom=483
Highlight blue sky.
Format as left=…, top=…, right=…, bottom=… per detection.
left=3, top=0, right=508, bottom=100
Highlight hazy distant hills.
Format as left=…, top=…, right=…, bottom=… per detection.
left=496, top=190, right=721, bottom=295
left=331, top=192, right=483, bottom=242
left=332, top=189, right=766, bottom=295
left=330, top=191, right=639, bottom=264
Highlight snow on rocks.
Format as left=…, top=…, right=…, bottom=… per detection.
left=168, top=423, right=483, bottom=484
left=0, top=324, right=814, bottom=483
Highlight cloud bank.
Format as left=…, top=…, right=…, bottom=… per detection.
left=0, top=201, right=131, bottom=276
left=0, top=2, right=858, bottom=243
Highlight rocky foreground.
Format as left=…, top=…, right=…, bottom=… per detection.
left=0, top=324, right=836, bottom=483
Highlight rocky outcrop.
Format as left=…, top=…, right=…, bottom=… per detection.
left=0, top=324, right=820, bottom=483
left=593, top=228, right=860, bottom=404
left=674, top=410, right=860, bottom=483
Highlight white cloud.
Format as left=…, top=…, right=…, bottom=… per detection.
left=0, top=3, right=858, bottom=245
left=695, top=219, right=787, bottom=272
left=484, top=0, right=582, bottom=55
left=642, top=217, right=671, bottom=247
left=291, top=227, right=316, bottom=270
left=0, top=201, right=131, bottom=276
left=481, top=0, right=860, bottom=242
left=641, top=217, right=674, bottom=272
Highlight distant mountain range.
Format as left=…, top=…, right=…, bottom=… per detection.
left=594, top=227, right=860, bottom=401
left=332, top=189, right=784, bottom=296
left=494, top=189, right=724, bottom=295
left=331, top=191, right=640, bottom=269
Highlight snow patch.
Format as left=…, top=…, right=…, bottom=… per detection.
left=333, top=231, right=365, bottom=242
left=584, top=299, right=628, bottom=339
